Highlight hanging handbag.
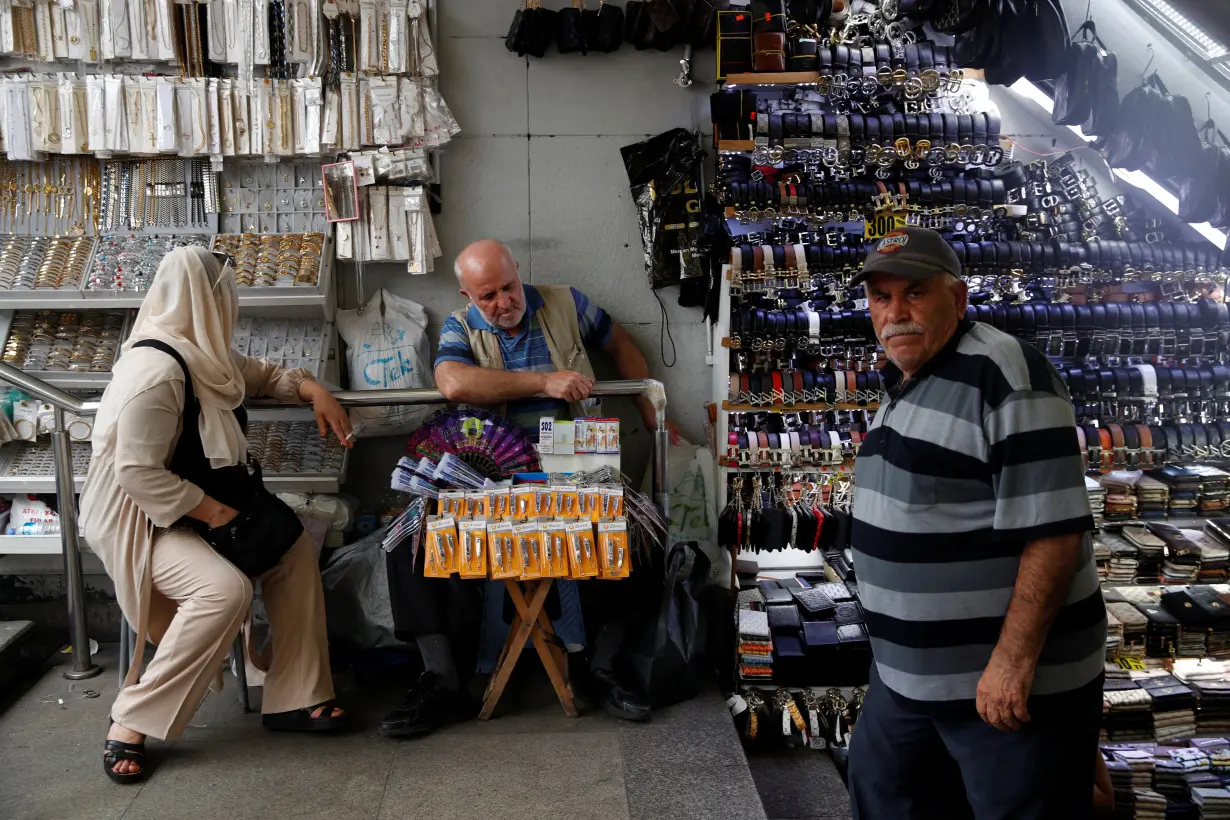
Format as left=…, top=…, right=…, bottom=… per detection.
left=132, top=340, right=304, bottom=578
left=585, top=0, right=623, bottom=52
left=556, top=0, right=589, bottom=53
left=523, top=0, right=558, bottom=58
left=506, top=0, right=530, bottom=54
left=682, top=0, right=717, bottom=49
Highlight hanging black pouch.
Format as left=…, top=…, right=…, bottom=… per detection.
left=585, top=0, right=624, bottom=52
left=556, top=0, right=588, bottom=54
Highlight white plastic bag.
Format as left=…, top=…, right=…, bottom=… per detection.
left=335, top=288, right=435, bottom=438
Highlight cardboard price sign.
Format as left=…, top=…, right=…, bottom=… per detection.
left=865, top=212, right=907, bottom=239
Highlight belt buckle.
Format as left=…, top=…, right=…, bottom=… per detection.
left=891, top=68, right=908, bottom=87
left=894, top=137, right=911, bottom=158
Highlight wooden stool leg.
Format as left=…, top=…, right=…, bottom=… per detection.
left=479, top=579, right=549, bottom=720
left=506, top=580, right=577, bottom=719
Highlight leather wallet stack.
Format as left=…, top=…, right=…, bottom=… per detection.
left=1193, top=681, right=1230, bottom=735
left=716, top=10, right=752, bottom=80
left=1137, top=604, right=1181, bottom=658
left=750, top=1, right=787, bottom=72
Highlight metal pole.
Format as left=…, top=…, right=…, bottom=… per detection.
left=52, top=407, right=100, bottom=680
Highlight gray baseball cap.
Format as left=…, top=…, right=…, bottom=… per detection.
left=849, top=227, right=962, bottom=287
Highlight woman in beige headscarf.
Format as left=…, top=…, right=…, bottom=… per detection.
left=81, top=246, right=352, bottom=783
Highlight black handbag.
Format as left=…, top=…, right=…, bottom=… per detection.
left=557, top=0, right=588, bottom=53
left=585, top=0, right=623, bottom=52
left=131, top=339, right=304, bottom=578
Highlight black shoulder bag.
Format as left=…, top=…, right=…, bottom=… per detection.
left=133, top=339, right=304, bottom=578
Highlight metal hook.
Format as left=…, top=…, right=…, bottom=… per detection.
left=1142, top=43, right=1155, bottom=81
left=1084, top=0, right=1091, bottom=22
left=1207, top=91, right=1213, bottom=124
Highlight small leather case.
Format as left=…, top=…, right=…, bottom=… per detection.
left=836, top=623, right=868, bottom=643
left=751, top=0, right=787, bottom=34
left=716, top=9, right=753, bottom=80
left=768, top=604, right=803, bottom=630
left=775, top=633, right=805, bottom=657
left=762, top=587, right=795, bottom=606
left=753, top=32, right=787, bottom=72
left=833, top=602, right=864, bottom=626
left=814, top=582, right=854, bottom=602
left=790, top=35, right=818, bottom=70
left=792, top=587, right=836, bottom=616
left=803, top=620, right=839, bottom=646
left=778, top=577, right=804, bottom=592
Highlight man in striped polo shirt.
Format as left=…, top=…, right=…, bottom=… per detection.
left=846, top=228, right=1106, bottom=818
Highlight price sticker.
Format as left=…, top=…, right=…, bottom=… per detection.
left=864, top=211, right=907, bottom=239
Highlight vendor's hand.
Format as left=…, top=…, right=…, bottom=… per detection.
left=976, top=651, right=1034, bottom=732
left=541, top=370, right=594, bottom=402
left=301, top=380, right=354, bottom=447
left=189, top=496, right=238, bottom=529
left=208, top=503, right=239, bottom=529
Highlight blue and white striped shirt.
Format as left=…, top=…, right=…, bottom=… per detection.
left=435, top=285, right=613, bottom=434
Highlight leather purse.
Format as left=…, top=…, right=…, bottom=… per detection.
left=752, top=32, right=787, bottom=72
left=833, top=602, right=864, bottom=627
left=716, top=9, right=753, bottom=79
left=1052, top=39, right=1099, bottom=125
left=803, top=620, right=839, bottom=647
left=789, top=33, right=818, bottom=71
left=556, top=0, right=589, bottom=54
left=791, top=587, right=837, bottom=616
left=767, top=603, right=803, bottom=630
left=762, top=587, right=794, bottom=606
left=132, top=339, right=304, bottom=579
left=750, top=0, right=786, bottom=34
left=584, top=0, right=624, bottom=52
left=836, top=623, right=868, bottom=644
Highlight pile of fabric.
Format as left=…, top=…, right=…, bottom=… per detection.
left=1192, top=786, right=1230, bottom=819
left=1192, top=681, right=1230, bottom=736
left=737, top=609, right=772, bottom=682
left=1103, top=680, right=1156, bottom=742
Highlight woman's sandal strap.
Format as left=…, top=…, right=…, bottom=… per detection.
left=104, top=739, right=146, bottom=758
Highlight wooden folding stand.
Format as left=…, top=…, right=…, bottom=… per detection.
left=479, top=577, right=578, bottom=720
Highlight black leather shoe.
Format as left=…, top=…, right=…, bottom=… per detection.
left=379, top=672, right=477, bottom=738
left=592, top=670, right=651, bottom=722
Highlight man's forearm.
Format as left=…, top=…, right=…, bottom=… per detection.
left=994, top=533, right=1083, bottom=667
left=435, top=361, right=544, bottom=403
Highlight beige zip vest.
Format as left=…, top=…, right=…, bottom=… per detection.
left=450, top=284, right=602, bottom=420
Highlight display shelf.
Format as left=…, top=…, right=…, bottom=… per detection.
left=722, top=401, right=879, bottom=412
left=0, top=534, right=88, bottom=555
left=718, top=462, right=853, bottom=472
left=724, top=71, right=821, bottom=87
left=0, top=468, right=345, bottom=496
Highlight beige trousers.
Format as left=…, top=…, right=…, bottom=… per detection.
left=111, top=530, right=334, bottom=741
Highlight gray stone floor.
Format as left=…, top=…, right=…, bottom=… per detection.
left=0, top=645, right=767, bottom=820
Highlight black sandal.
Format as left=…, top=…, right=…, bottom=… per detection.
left=262, top=701, right=345, bottom=733
left=103, top=738, right=147, bottom=784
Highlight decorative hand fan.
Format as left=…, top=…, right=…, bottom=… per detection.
left=404, top=408, right=541, bottom=480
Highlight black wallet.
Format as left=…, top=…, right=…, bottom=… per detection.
left=833, top=602, right=864, bottom=626
left=768, top=604, right=803, bottom=630
left=775, top=633, right=805, bottom=657
left=762, top=587, right=795, bottom=606
left=791, top=587, right=836, bottom=616
left=778, top=577, right=804, bottom=592
left=814, top=582, right=854, bottom=602
left=803, top=620, right=839, bottom=647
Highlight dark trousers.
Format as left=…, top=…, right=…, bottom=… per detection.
left=385, top=541, right=484, bottom=681
left=848, top=666, right=1102, bottom=820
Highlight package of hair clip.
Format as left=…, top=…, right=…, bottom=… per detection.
left=597, top=518, right=631, bottom=580
left=424, top=516, right=458, bottom=578
left=565, top=520, right=600, bottom=579
left=487, top=520, right=519, bottom=580
left=513, top=520, right=544, bottom=580
left=457, top=519, right=488, bottom=579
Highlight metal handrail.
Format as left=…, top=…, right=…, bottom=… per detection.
left=0, top=361, right=669, bottom=681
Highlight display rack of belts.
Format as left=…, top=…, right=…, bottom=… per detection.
left=0, top=0, right=454, bottom=555
left=708, top=0, right=1230, bottom=759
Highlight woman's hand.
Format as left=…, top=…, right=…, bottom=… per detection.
left=188, top=496, right=239, bottom=529
left=299, top=379, right=354, bottom=447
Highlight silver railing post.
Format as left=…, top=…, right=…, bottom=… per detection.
left=52, top=406, right=100, bottom=680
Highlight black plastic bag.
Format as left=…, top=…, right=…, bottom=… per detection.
left=621, top=128, right=706, bottom=290
left=585, top=0, right=624, bottom=52
left=556, top=0, right=588, bottom=54
left=627, top=542, right=714, bottom=709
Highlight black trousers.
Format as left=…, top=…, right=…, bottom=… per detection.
left=848, top=665, right=1103, bottom=820
left=385, top=540, right=484, bottom=681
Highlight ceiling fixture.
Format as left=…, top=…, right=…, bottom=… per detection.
left=1122, top=0, right=1230, bottom=86
left=1008, top=78, right=1228, bottom=251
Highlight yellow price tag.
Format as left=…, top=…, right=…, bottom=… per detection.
left=865, top=211, right=907, bottom=239
left=1116, top=657, right=1146, bottom=671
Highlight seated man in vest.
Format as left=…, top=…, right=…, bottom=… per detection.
left=379, top=239, right=672, bottom=738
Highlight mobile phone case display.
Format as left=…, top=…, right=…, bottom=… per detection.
left=233, top=315, right=330, bottom=377
left=1, top=309, right=127, bottom=374
left=218, top=161, right=329, bottom=234
left=334, top=185, right=437, bottom=273
left=86, top=234, right=212, bottom=293
left=0, top=235, right=94, bottom=295
left=245, top=420, right=348, bottom=475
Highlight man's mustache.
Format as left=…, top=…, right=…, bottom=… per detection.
left=881, top=322, right=925, bottom=339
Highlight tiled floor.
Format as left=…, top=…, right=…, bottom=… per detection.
left=0, top=645, right=766, bottom=820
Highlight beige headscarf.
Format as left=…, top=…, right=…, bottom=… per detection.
left=119, top=246, right=247, bottom=468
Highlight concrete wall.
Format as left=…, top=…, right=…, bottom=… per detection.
left=337, top=0, right=713, bottom=501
